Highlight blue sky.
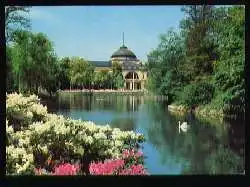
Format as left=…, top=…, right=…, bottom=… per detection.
left=30, top=6, right=185, bottom=62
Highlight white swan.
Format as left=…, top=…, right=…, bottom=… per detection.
left=178, top=121, right=189, bottom=133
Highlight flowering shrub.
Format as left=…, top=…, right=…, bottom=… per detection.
left=89, top=156, right=147, bottom=175
left=6, top=145, right=34, bottom=175
left=34, top=163, right=80, bottom=175
left=89, top=159, right=125, bottom=175
left=53, top=163, right=80, bottom=175
left=6, top=93, right=48, bottom=131
left=122, top=149, right=144, bottom=166
left=119, top=164, right=147, bottom=175
left=6, top=93, right=146, bottom=175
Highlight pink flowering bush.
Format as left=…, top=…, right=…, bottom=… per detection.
left=53, top=163, right=80, bottom=175
left=122, top=149, right=144, bottom=166
left=89, top=149, right=147, bottom=175
left=89, top=159, right=147, bottom=175
left=119, top=164, right=147, bottom=175
left=34, top=163, right=80, bottom=175
left=89, top=159, right=125, bottom=175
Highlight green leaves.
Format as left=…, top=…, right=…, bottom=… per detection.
left=112, top=62, right=124, bottom=89
left=9, top=30, right=59, bottom=95
left=146, top=5, right=244, bottom=117
left=5, top=6, right=31, bottom=43
left=179, top=82, right=215, bottom=106
left=69, top=57, right=95, bottom=89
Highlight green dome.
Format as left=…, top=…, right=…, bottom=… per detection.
left=111, top=45, right=136, bottom=58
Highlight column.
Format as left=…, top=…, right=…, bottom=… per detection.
left=130, top=82, right=132, bottom=90
left=132, top=72, right=134, bottom=90
left=141, top=81, right=144, bottom=90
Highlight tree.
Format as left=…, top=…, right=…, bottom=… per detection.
left=180, top=6, right=216, bottom=79
left=10, top=30, right=59, bottom=95
left=69, top=58, right=94, bottom=90
left=5, top=6, right=31, bottom=43
left=114, top=74, right=124, bottom=89
left=212, top=6, right=245, bottom=116
left=111, top=61, right=124, bottom=89
left=146, top=5, right=245, bottom=117
left=146, top=29, right=187, bottom=101
left=93, top=71, right=102, bottom=89
left=5, top=6, right=31, bottom=92
left=58, top=57, right=71, bottom=90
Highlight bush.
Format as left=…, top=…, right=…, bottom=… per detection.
left=6, top=93, right=146, bottom=175
left=6, top=93, right=48, bottom=131
left=89, top=149, right=147, bottom=175
left=179, top=82, right=215, bottom=106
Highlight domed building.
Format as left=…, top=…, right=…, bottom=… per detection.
left=89, top=35, right=147, bottom=90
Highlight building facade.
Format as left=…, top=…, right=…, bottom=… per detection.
left=89, top=42, right=147, bottom=90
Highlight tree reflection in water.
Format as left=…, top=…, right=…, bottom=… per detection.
left=110, top=118, right=136, bottom=131
left=144, top=101, right=244, bottom=174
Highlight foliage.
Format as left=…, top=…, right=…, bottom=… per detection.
left=9, top=30, right=59, bottom=95
left=6, top=93, right=145, bottom=175
left=69, top=57, right=95, bottom=90
left=112, top=62, right=124, bottom=89
left=57, top=57, right=71, bottom=90
left=146, top=5, right=245, bottom=118
left=93, top=70, right=111, bottom=89
left=179, top=81, right=215, bottom=106
left=34, top=163, right=81, bottom=175
left=146, top=29, right=187, bottom=102
left=89, top=149, right=146, bottom=175
left=114, top=74, right=124, bottom=89
left=6, top=93, right=48, bottom=131
left=33, top=149, right=147, bottom=175
left=5, top=6, right=31, bottom=43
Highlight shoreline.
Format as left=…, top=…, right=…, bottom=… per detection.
left=167, top=104, right=225, bottom=120
left=59, top=89, right=147, bottom=93
left=57, top=89, right=150, bottom=96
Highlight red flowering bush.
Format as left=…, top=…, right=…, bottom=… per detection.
left=34, top=163, right=80, bottom=175
left=89, top=159, right=125, bottom=175
left=34, top=149, right=147, bottom=175
left=89, top=159, right=147, bottom=175
left=119, top=164, right=147, bottom=175
left=89, top=149, right=147, bottom=175
left=122, top=149, right=144, bottom=166
left=53, top=163, right=80, bottom=175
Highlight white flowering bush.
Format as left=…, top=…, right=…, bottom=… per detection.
left=6, top=93, right=48, bottom=131
left=6, top=145, right=34, bottom=175
left=6, top=93, right=145, bottom=175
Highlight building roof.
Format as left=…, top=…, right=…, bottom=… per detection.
left=122, top=61, right=142, bottom=70
left=111, top=45, right=137, bottom=59
left=89, top=61, right=112, bottom=67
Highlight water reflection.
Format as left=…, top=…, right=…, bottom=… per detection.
left=110, top=118, right=136, bottom=131
left=41, top=93, right=244, bottom=174
left=143, top=102, right=244, bottom=174
left=58, top=93, right=146, bottom=112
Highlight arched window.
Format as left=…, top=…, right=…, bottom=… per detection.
left=125, top=72, right=139, bottom=79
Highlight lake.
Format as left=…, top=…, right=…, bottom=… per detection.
left=41, top=92, right=245, bottom=175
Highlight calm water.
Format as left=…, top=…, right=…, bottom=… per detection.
left=41, top=92, right=245, bottom=175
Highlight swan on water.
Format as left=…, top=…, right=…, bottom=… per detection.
left=178, top=121, right=189, bottom=133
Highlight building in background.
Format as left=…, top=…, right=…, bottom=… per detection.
left=89, top=35, right=147, bottom=90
